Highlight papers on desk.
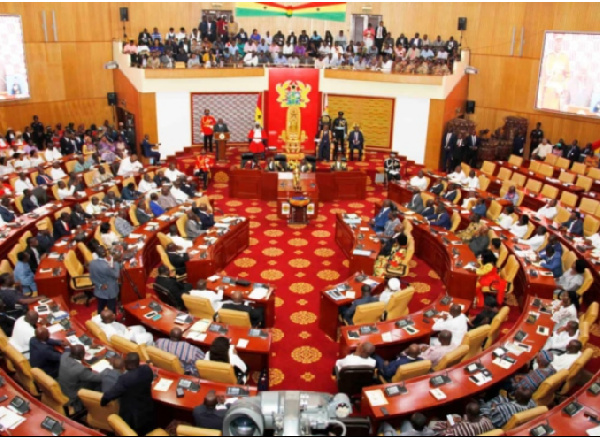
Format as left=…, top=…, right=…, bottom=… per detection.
left=539, top=271, right=554, bottom=277
left=91, top=360, right=113, bottom=373
left=237, top=339, right=249, bottom=349
left=469, top=372, right=493, bottom=386
left=362, top=278, right=379, bottom=288
left=0, top=406, right=26, bottom=430
left=153, top=378, right=174, bottom=392
left=189, top=250, right=200, bottom=256
left=360, top=227, right=370, bottom=232
left=430, top=388, right=447, bottom=400
left=505, top=342, right=530, bottom=356
left=48, top=253, right=61, bottom=260
left=353, top=249, right=372, bottom=257
left=197, top=245, right=208, bottom=251
left=47, top=324, right=64, bottom=334
left=248, top=287, right=269, bottom=300
left=189, top=320, right=211, bottom=333
left=345, top=291, right=356, bottom=300
left=381, top=332, right=394, bottom=343
left=67, top=336, right=82, bottom=346
left=492, top=358, right=514, bottom=369
left=129, top=233, right=143, bottom=239
left=586, top=426, right=600, bottom=436
left=35, top=305, right=51, bottom=316
left=207, top=276, right=220, bottom=282
left=39, top=268, right=53, bottom=274
left=365, top=389, right=388, bottom=407
left=185, top=331, right=207, bottom=342
left=158, top=216, right=171, bottom=222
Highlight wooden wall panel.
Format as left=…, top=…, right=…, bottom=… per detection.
left=139, top=93, right=158, bottom=145
left=327, top=95, right=394, bottom=150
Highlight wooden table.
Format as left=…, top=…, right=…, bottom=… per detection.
left=276, top=173, right=319, bottom=221
left=360, top=298, right=553, bottom=426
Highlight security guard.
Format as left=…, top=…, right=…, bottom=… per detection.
left=332, top=111, right=348, bottom=160
left=384, top=152, right=401, bottom=185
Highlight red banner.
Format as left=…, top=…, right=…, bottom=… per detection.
left=267, top=68, right=320, bottom=153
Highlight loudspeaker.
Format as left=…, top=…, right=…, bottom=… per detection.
left=107, top=92, right=117, bottom=106
left=466, top=100, right=476, bottom=114
left=458, top=17, right=467, bottom=31
left=120, top=7, right=129, bottom=22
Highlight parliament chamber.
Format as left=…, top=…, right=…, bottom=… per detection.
left=0, top=2, right=599, bottom=436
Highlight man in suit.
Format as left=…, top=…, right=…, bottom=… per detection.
left=53, top=213, right=72, bottom=239
left=21, top=189, right=39, bottom=213
left=421, top=200, right=436, bottom=220
left=407, top=189, right=425, bottom=214
left=465, top=129, right=479, bottom=166
left=530, top=122, right=544, bottom=155
left=221, top=290, right=264, bottom=328
left=141, top=134, right=161, bottom=164
left=342, top=285, right=378, bottom=325
left=30, top=327, right=63, bottom=378
left=469, top=227, right=491, bottom=257
left=453, top=133, right=467, bottom=169
left=376, top=344, right=423, bottom=382
left=36, top=166, right=53, bottom=186
left=166, top=243, right=190, bottom=276
left=431, top=177, right=448, bottom=196
left=349, top=125, right=365, bottom=161
left=192, top=204, right=215, bottom=230
left=36, top=223, right=54, bottom=253
left=138, top=28, right=152, bottom=46
left=409, top=32, right=423, bottom=48
left=371, top=200, right=393, bottom=233
left=513, top=129, right=527, bottom=156
left=135, top=199, right=153, bottom=226
left=59, top=345, right=103, bottom=413
left=332, top=112, right=348, bottom=160
left=384, top=152, right=401, bottom=184
left=154, top=265, right=191, bottom=309
left=375, top=21, right=387, bottom=54
left=565, top=141, right=581, bottom=164
left=331, top=155, right=347, bottom=172
left=193, top=390, right=227, bottom=430
left=442, top=130, right=457, bottom=173
left=70, top=204, right=90, bottom=228
left=60, top=132, right=76, bottom=155
left=185, top=211, right=204, bottom=239
left=562, top=212, right=584, bottom=237
left=89, top=246, right=122, bottom=314
left=101, top=352, right=156, bottom=436
left=443, top=183, right=460, bottom=203
left=23, top=237, right=42, bottom=273
left=0, top=197, right=15, bottom=223
left=430, top=206, right=452, bottom=230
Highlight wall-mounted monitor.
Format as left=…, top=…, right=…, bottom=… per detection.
left=0, top=15, right=30, bottom=101
left=536, top=31, right=600, bottom=118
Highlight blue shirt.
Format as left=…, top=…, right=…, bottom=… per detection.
left=541, top=252, right=563, bottom=278
left=472, top=204, right=487, bottom=217
left=150, top=201, right=165, bottom=217
left=14, top=261, right=35, bottom=287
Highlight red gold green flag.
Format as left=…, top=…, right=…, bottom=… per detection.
left=236, top=2, right=347, bottom=22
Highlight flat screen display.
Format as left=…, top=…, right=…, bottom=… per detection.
left=0, top=15, right=30, bottom=101
left=536, top=31, right=600, bottom=118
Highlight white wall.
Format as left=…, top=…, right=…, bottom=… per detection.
left=155, top=92, right=192, bottom=157
left=392, top=97, right=430, bottom=164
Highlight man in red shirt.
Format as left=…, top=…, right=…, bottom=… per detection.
left=201, top=109, right=216, bottom=153
left=195, top=151, right=215, bottom=190
left=247, top=123, right=267, bottom=163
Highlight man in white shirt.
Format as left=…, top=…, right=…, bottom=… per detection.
left=432, top=305, right=468, bottom=346
left=168, top=225, right=193, bottom=250
left=448, top=165, right=467, bottom=185
left=519, top=226, right=547, bottom=252
left=138, top=174, right=157, bottom=194
left=14, top=172, right=34, bottom=195
left=171, top=182, right=189, bottom=203
left=93, top=309, right=153, bottom=345
left=56, top=180, right=76, bottom=200
left=421, top=45, right=434, bottom=60
left=465, top=170, right=480, bottom=190
left=533, top=139, right=554, bottom=160
left=50, top=162, right=67, bottom=181
left=496, top=206, right=516, bottom=230
left=164, top=162, right=185, bottom=183
left=45, top=144, right=62, bottom=162
left=538, top=200, right=558, bottom=221
left=379, top=278, right=401, bottom=305
left=544, top=321, right=579, bottom=353
left=510, top=215, right=530, bottom=239
left=587, top=231, right=600, bottom=250
left=243, top=52, right=259, bottom=67
left=117, top=153, right=144, bottom=176
left=9, top=310, right=38, bottom=359
left=190, top=279, right=224, bottom=312
left=86, top=197, right=104, bottom=216
left=335, top=342, right=376, bottom=373
left=409, top=170, right=429, bottom=192
left=550, top=340, right=582, bottom=372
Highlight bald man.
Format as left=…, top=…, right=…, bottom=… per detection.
left=156, top=328, right=205, bottom=376
left=93, top=309, right=154, bottom=345
left=59, top=345, right=103, bottom=413
left=193, top=390, right=227, bottom=430
left=9, top=310, right=38, bottom=358
left=335, top=341, right=376, bottom=373
left=221, top=290, right=264, bottom=328
left=29, top=326, right=63, bottom=378
left=376, top=344, right=424, bottom=382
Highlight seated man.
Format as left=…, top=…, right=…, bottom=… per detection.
left=115, top=209, right=134, bottom=238
left=335, top=341, right=376, bottom=373
left=540, top=246, right=563, bottom=278
left=185, top=212, right=204, bottom=239
left=376, top=344, right=423, bottom=383
left=166, top=243, right=190, bottom=276
left=469, top=226, right=491, bottom=257
left=92, top=166, right=113, bottom=186
left=556, top=259, right=585, bottom=293
left=545, top=321, right=579, bottom=354
left=157, top=185, right=178, bottom=210
left=464, top=170, right=480, bottom=190
left=406, top=189, right=424, bottom=214
left=154, top=265, right=191, bottom=309
left=431, top=177, right=448, bottom=196
left=193, top=204, right=216, bottom=230
left=331, top=155, right=347, bottom=172
left=421, top=199, right=436, bottom=220
left=519, top=226, right=548, bottom=252
left=469, top=296, right=499, bottom=329
left=102, top=191, right=121, bottom=209
left=190, top=279, right=224, bottom=312
left=0, top=274, right=40, bottom=310
left=371, top=200, right=393, bottom=233
left=85, top=197, right=103, bottom=216
left=56, top=180, right=75, bottom=200
left=510, top=215, right=529, bottom=239
left=396, top=413, right=435, bottom=437
left=138, top=174, right=157, bottom=194
left=59, top=345, right=103, bottom=413
left=457, top=214, right=484, bottom=243
left=538, top=199, right=558, bottom=221
left=342, top=285, right=378, bottom=325
left=29, top=326, right=62, bottom=378
left=141, top=135, right=161, bottom=164
left=156, top=328, right=205, bottom=376
left=221, top=291, right=264, bottom=328
left=442, top=183, right=460, bottom=203
left=171, top=181, right=190, bottom=203
left=193, top=390, right=227, bottom=431
left=562, top=211, right=584, bottom=237
left=480, top=388, right=537, bottom=430
left=93, top=309, right=154, bottom=345
left=121, top=183, right=141, bottom=201
left=550, top=340, right=582, bottom=372
left=9, top=310, right=38, bottom=358
left=70, top=204, right=91, bottom=228
left=504, top=351, right=555, bottom=395
left=432, top=402, right=494, bottom=436
left=149, top=193, right=165, bottom=217
left=167, top=225, right=192, bottom=250
left=448, top=165, right=467, bottom=185
left=14, top=252, right=38, bottom=294
left=135, top=199, right=153, bottom=225
left=0, top=299, right=17, bottom=337
left=410, top=170, right=429, bottom=192
left=378, top=211, right=401, bottom=240
left=471, top=198, right=487, bottom=217
left=117, top=153, right=143, bottom=176
left=379, top=278, right=401, bottom=305
left=53, top=213, right=73, bottom=239
left=503, top=186, right=520, bottom=206
left=432, top=304, right=468, bottom=346
left=496, top=205, right=516, bottom=230
left=418, top=330, right=456, bottom=368
left=430, top=205, right=452, bottom=230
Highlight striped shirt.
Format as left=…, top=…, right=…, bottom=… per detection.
left=515, top=367, right=556, bottom=393
left=481, top=396, right=537, bottom=429
left=156, top=338, right=205, bottom=376
left=441, top=417, right=494, bottom=436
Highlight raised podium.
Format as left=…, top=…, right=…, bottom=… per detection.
left=215, top=132, right=230, bottom=162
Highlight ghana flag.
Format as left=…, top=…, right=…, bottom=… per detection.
left=236, top=2, right=347, bottom=22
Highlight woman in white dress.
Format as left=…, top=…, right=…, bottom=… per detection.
left=204, top=336, right=248, bottom=384
left=551, top=290, right=579, bottom=332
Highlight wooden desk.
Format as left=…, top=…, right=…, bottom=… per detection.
left=124, top=298, right=271, bottom=383
left=339, top=296, right=471, bottom=358
left=318, top=274, right=384, bottom=340
left=316, top=170, right=367, bottom=201
left=360, top=298, right=553, bottom=426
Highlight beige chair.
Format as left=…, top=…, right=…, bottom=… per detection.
left=580, top=302, right=599, bottom=326
left=510, top=173, right=527, bottom=188
left=479, top=175, right=491, bottom=192
left=561, top=250, right=576, bottom=274
left=347, top=301, right=386, bottom=326
left=508, top=155, right=524, bottom=168
left=176, top=214, right=189, bottom=238
left=571, top=162, right=586, bottom=176
left=157, top=245, right=187, bottom=281
left=500, top=255, right=519, bottom=295
left=195, top=360, right=238, bottom=384
left=157, top=232, right=173, bottom=248
left=577, top=269, right=594, bottom=302
left=554, top=206, right=571, bottom=225
left=77, top=242, right=95, bottom=266
left=529, top=161, right=541, bottom=173
left=129, top=205, right=140, bottom=227
left=386, top=360, right=432, bottom=384
left=110, top=335, right=149, bottom=362
left=496, top=244, right=508, bottom=268
left=584, top=215, right=600, bottom=238
left=539, top=163, right=556, bottom=177
left=5, top=344, right=38, bottom=395
left=182, top=295, right=216, bottom=320
left=545, top=154, right=558, bottom=166
left=14, top=195, right=24, bottom=214
left=176, top=425, right=222, bottom=436
left=481, top=162, right=496, bottom=177
left=580, top=198, right=600, bottom=215
left=485, top=307, right=510, bottom=349
left=216, top=309, right=252, bottom=328
left=85, top=320, right=109, bottom=344
left=64, top=250, right=94, bottom=295
left=502, top=407, right=549, bottom=431
left=146, top=346, right=185, bottom=375
left=461, top=325, right=491, bottom=361
left=579, top=322, right=591, bottom=348
left=558, top=171, right=576, bottom=185
left=523, top=222, right=536, bottom=240
left=450, top=211, right=461, bottom=232
left=8, top=243, right=25, bottom=267
left=486, top=200, right=503, bottom=222
left=433, top=345, right=469, bottom=372
left=31, top=368, right=69, bottom=414
left=576, top=175, right=593, bottom=192
left=461, top=163, right=471, bottom=177
left=560, top=191, right=578, bottom=209
left=84, top=171, right=96, bottom=187
left=384, top=288, right=414, bottom=320
left=588, top=167, right=600, bottom=180
left=497, top=168, right=513, bottom=182
left=532, top=370, right=569, bottom=407
left=480, top=431, right=505, bottom=437
left=0, top=260, right=13, bottom=276
left=559, top=348, right=593, bottom=395
left=108, top=414, right=168, bottom=436
left=524, top=179, right=542, bottom=194
left=540, top=184, right=559, bottom=200
left=78, top=389, right=120, bottom=432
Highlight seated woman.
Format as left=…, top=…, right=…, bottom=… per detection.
left=204, top=337, right=248, bottom=384
left=474, top=250, right=507, bottom=309
left=374, top=232, right=410, bottom=277
left=551, top=290, right=579, bottom=332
